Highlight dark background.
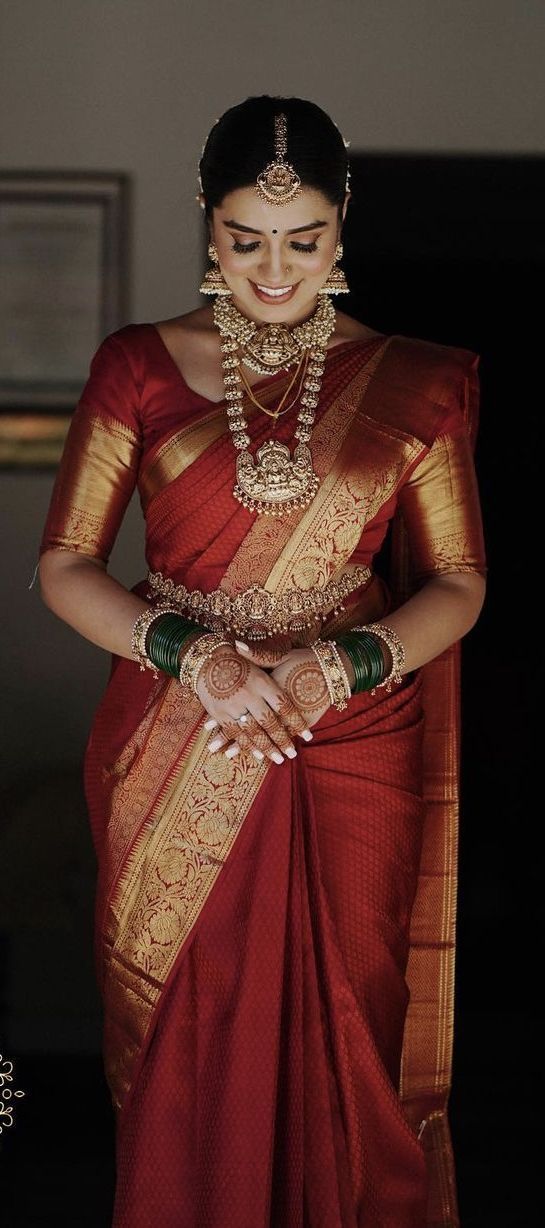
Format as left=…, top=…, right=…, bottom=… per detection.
left=345, top=153, right=542, bottom=1228
left=1, top=154, right=542, bottom=1227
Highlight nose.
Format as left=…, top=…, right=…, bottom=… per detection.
left=258, top=243, right=292, bottom=285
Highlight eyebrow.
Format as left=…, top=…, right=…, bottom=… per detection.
left=222, top=219, right=329, bottom=235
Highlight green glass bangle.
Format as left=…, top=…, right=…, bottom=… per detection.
left=153, top=620, right=204, bottom=678
left=336, top=631, right=386, bottom=694
left=146, top=613, right=208, bottom=679
left=146, top=615, right=192, bottom=666
left=335, top=634, right=371, bottom=693
left=355, top=634, right=387, bottom=691
left=337, top=637, right=371, bottom=692
left=153, top=624, right=203, bottom=678
left=352, top=634, right=385, bottom=692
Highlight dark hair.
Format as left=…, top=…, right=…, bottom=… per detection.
left=198, top=95, right=349, bottom=225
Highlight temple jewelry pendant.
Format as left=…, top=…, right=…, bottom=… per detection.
left=242, top=323, right=302, bottom=374
left=233, top=439, right=320, bottom=517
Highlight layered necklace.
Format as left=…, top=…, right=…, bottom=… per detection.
left=212, top=294, right=337, bottom=517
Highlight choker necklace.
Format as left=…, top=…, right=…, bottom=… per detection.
left=212, top=295, right=336, bottom=517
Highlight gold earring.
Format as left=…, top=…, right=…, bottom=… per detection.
left=318, top=241, right=350, bottom=296
left=199, top=241, right=232, bottom=296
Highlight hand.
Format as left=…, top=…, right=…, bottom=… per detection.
left=194, top=640, right=313, bottom=765
left=269, top=646, right=333, bottom=730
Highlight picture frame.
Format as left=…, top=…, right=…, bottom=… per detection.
left=0, top=170, right=130, bottom=467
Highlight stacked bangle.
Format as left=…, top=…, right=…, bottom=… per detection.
left=335, top=623, right=406, bottom=696
left=131, top=603, right=209, bottom=680
left=146, top=613, right=204, bottom=679
left=310, top=638, right=352, bottom=711
left=335, top=630, right=384, bottom=693
left=178, top=632, right=234, bottom=697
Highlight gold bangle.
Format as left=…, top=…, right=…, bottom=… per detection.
left=310, top=638, right=351, bottom=711
left=353, top=622, right=406, bottom=693
left=178, top=632, right=233, bottom=697
left=131, top=602, right=187, bottom=678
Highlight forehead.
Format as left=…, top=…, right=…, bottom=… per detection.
left=215, top=185, right=335, bottom=231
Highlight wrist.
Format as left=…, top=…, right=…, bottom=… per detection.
left=335, top=643, right=356, bottom=690
left=177, top=629, right=210, bottom=668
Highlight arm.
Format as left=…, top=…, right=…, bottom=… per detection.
left=339, top=388, right=488, bottom=685
left=336, top=571, right=486, bottom=688
left=37, top=332, right=150, bottom=662
left=38, top=551, right=151, bottom=663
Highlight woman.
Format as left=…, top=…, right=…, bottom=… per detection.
left=37, top=96, right=487, bottom=1228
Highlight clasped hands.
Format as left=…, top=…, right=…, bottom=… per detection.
left=197, top=634, right=333, bottom=765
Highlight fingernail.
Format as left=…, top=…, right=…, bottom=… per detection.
left=234, top=640, right=250, bottom=652
left=301, top=730, right=313, bottom=741
left=225, top=744, right=240, bottom=758
left=208, top=737, right=223, bottom=751
left=252, top=748, right=264, bottom=760
left=271, top=751, right=284, bottom=764
left=204, top=718, right=218, bottom=730
left=285, top=747, right=297, bottom=758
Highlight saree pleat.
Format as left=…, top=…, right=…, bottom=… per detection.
left=111, top=671, right=428, bottom=1228
left=37, top=322, right=488, bottom=1227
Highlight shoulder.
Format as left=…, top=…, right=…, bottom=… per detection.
left=330, top=310, right=384, bottom=346
left=89, top=320, right=166, bottom=390
left=372, top=331, right=481, bottom=444
left=386, top=331, right=479, bottom=403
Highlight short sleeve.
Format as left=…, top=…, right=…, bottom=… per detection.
left=38, top=333, right=143, bottom=565
left=396, top=361, right=488, bottom=584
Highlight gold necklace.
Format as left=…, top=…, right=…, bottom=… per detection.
left=237, top=351, right=309, bottom=420
left=213, top=294, right=336, bottom=373
left=212, top=296, right=336, bottom=516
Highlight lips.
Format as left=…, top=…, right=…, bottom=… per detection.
left=250, top=281, right=299, bottom=304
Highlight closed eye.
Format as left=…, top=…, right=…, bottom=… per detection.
left=231, top=239, right=318, bottom=254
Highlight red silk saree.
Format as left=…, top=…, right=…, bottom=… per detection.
left=38, top=322, right=487, bottom=1228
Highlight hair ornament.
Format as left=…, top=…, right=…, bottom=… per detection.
left=255, top=113, right=303, bottom=205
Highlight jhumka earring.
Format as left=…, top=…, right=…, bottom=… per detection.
left=318, top=242, right=350, bottom=295
left=199, top=241, right=232, bottom=297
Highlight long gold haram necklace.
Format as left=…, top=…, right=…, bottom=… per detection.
left=237, top=350, right=310, bottom=421
left=213, top=295, right=336, bottom=516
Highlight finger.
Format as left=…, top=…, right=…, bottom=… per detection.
left=271, top=691, right=313, bottom=738
left=207, top=732, right=228, bottom=752
left=246, top=702, right=298, bottom=758
left=218, top=716, right=285, bottom=765
left=235, top=712, right=290, bottom=763
left=204, top=717, right=219, bottom=730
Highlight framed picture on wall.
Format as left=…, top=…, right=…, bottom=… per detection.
left=0, top=170, right=130, bottom=467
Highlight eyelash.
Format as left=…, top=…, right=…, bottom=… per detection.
left=231, top=239, right=318, bottom=254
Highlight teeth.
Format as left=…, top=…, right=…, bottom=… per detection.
left=256, top=284, right=293, bottom=297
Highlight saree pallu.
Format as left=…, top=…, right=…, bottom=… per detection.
left=37, top=322, right=487, bottom=1228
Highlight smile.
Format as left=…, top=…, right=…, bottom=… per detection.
left=250, top=281, right=299, bottom=303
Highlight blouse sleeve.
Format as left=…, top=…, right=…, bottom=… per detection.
left=38, top=333, right=143, bottom=565
left=396, top=360, right=488, bottom=584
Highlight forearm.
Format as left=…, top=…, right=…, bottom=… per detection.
left=336, top=572, right=487, bottom=688
left=39, top=551, right=153, bottom=663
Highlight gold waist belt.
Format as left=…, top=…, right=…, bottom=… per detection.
left=146, top=564, right=373, bottom=640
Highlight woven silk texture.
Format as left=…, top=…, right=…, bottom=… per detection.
left=38, top=321, right=487, bottom=1228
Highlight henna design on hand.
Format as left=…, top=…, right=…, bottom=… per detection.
left=283, top=662, right=329, bottom=714
left=273, top=692, right=309, bottom=734
left=254, top=707, right=296, bottom=752
left=201, top=651, right=251, bottom=700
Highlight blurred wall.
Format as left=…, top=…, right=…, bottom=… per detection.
left=1, top=0, right=543, bottom=1050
